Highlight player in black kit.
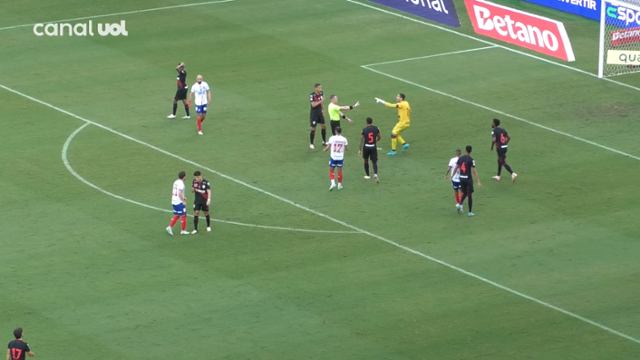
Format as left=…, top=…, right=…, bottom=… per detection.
left=453, top=145, right=482, bottom=217
left=7, top=328, right=34, bottom=360
left=309, top=83, right=327, bottom=149
left=358, top=117, right=381, bottom=183
left=168, top=62, right=190, bottom=119
left=491, top=119, right=517, bottom=181
left=191, top=171, right=211, bottom=234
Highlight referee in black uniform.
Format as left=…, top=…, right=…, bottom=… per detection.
left=7, top=328, right=34, bottom=360
left=358, top=117, right=381, bottom=183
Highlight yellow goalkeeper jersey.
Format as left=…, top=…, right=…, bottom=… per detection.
left=385, top=100, right=411, bottom=125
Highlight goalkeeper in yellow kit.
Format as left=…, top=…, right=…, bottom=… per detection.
left=375, top=93, right=410, bottom=155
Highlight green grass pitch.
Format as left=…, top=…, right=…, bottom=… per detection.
left=1, top=0, right=640, bottom=358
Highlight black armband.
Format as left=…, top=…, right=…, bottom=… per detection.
left=349, top=105, right=353, bottom=110
left=341, top=115, right=346, bottom=119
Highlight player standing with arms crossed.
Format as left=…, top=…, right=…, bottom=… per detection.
left=444, top=149, right=462, bottom=206
left=375, top=93, right=410, bottom=155
left=191, top=171, right=212, bottom=234
left=188, top=75, right=211, bottom=135
left=7, top=328, right=34, bottom=360
left=358, top=117, right=381, bottom=183
left=327, top=95, right=359, bottom=135
left=491, top=119, right=517, bottom=181
left=309, top=84, right=327, bottom=149
left=324, top=127, right=348, bottom=190
left=166, top=171, right=190, bottom=235
left=453, top=146, right=482, bottom=217
left=168, top=62, right=190, bottom=119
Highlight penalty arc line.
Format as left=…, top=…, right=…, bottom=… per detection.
left=2, top=82, right=639, bottom=346
left=62, top=123, right=359, bottom=235
left=0, top=0, right=235, bottom=31
left=346, top=0, right=640, bottom=93
left=361, top=65, right=640, bottom=162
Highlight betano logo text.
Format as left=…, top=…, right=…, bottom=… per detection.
left=33, top=21, right=128, bottom=36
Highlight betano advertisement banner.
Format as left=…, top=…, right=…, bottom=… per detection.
left=465, top=0, right=576, bottom=61
left=367, top=0, right=461, bottom=28
left=611, top=27, right=640, bottom=46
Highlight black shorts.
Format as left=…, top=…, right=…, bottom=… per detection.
left=330, top=120, right=341, bottom=134
left=460, top=180, right=474, bottom=195
left=310, top=112, right=325, bottom=127
left=193, top=203, right=209, bottom=212
left=175, top=88, right=188, bottom=100
left=497, top=148, right=508, bottom=161
left=362, top=146, right=378, bottom=162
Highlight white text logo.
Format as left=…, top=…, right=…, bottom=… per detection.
left=474, top=5, right=559, bottom=51
left=33, top=20, right=128, bottom=36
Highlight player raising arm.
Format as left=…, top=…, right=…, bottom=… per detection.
left=168, top=62, right=190, bottom=119
left=375, top=93, right=411, bottom=155
left=328, top=95, right=359, bottom=135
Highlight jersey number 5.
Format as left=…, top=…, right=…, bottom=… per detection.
left=367, top=133, right=374, bottom=143
left=12, top=349, right=22, bottom=360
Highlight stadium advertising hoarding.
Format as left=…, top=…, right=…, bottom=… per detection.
left=523, top=0, right=599, bottom=21
left=465, top=0, right=576, bottom=61
left=367, top=0, right=461, bottom=27
left=606, top=49, right=640, bottom=64
left=611, top=27, right=640, bottom=46
left=523, top=0, right=640, bottom=29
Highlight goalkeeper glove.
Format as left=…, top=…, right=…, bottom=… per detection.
left=375, top=98, right=384, bottom=104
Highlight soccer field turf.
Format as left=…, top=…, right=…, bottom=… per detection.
left=2, top=0, right=640, bottom=358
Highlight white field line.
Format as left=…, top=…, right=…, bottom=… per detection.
left=346, top=0, right=640, bottom=93
left=0, top=0, right=235, bottom=31
left=62, top=123, right=359, bottom=235
left=4, top=82, right=640, bottom=345
left=363, top=46, right=498, bottom=67
left=362, top=65, right=640, bottom=162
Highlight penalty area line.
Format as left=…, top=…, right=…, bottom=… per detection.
left=346, top=0, right=640, bottom=93
left=2, top=82, right=639, bottom=346
left=363, top=46, right=498, bottom=67
left=361, top=65, right=640, bottom=162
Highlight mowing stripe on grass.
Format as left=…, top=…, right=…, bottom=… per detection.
left=346, top=0, right=640, bottom=93
left=0, top=0, right=235, bottom=31
left=361, top=65, right=640, bottom=162
left=3, top=82, right=640, bottom=345
left=61, top=123, right=359, bottom=235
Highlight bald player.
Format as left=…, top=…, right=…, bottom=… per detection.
left=188, top=75, right=211, bottom=135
